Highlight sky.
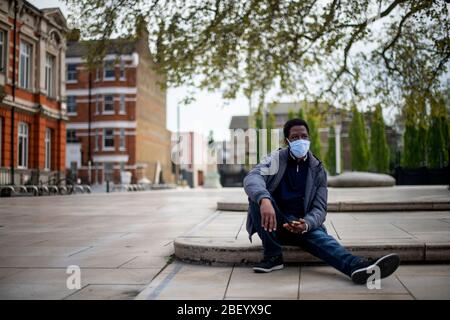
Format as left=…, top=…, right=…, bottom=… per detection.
left=29, top=0, right=255, bottom=142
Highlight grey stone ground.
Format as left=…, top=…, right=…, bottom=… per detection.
left=0, top=187, right=449, bottom=300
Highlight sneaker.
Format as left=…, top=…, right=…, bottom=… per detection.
left=253, top=255, right=284, bottom=273
left=351, top=253, right=400, bottom=285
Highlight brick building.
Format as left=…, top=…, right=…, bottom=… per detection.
left=0, top=0, right=67, bottom=185
left=65, top=28, right=174, bottom=185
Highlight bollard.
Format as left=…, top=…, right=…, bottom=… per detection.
left=106, top=180, right=110, bottom=193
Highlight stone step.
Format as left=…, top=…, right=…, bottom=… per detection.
left=217, top=201, right=450, bottom=212
left=174, top=237, right=450, bottom=265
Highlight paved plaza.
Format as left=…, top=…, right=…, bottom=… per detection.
left=0, top=187, right=449, bottom=299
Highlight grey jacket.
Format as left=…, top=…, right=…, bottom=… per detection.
left=243, top=147, right=328, bottom=240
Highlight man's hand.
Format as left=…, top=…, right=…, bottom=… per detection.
left=283, top=219, right=307, bottom=234
left=260, top=198, right=277, bottom=232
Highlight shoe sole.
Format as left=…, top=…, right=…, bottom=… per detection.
left=351, top=253, right=400, bottom=285
left=253, top=264, right=284, bottom=273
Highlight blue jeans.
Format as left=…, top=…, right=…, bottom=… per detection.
left=249, top=199, right=363, bottom=277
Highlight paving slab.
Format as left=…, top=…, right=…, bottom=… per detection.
left=225, top=266, right=299, bottom=299
left=136, top=262, right=232, bottom=300
left=64, top=284, right=145, bottom=300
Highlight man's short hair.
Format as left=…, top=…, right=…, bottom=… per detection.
left=283, top=118, right=310, bottom=138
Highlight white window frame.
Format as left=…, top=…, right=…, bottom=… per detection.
left=103, top=60, right=115, bottom=80
left=45, top=53, right=55, bottom=97
left=119, top=60, right=125, bottom=80
left=103, top=95, right=114, bottom=114
left=94, top=128, right=99, bottom=151
left=18, top=122, right=28, bottom=169
left=67, top=63, right=77, bottom=82
left=95, top=95, right=101, bottom=114
left=119, top=128, right=125, bottom=151
left=0, top=29, right=7, bottom=73
left=67, top=96, right=77, bottom=115
left=19, top=40, right=32, bottom=89
left=119, top=95, right=126, bottom=114
left=103, top=128, right=115, bottom=151
left=45, top=128, right=51, bottom=170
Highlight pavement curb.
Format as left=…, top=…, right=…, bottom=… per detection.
left=174, top=237, right=450, bottom=265
left=217, top=201, right=450, bottom=212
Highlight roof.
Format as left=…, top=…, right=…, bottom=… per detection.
left=270, top=101, right=330, bottom=115
left=229, top=115, right=250, bottom=130
left=67, top=39, right=137, bottom=58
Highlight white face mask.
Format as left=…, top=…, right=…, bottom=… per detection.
left=287, top=138, right=310, bottom=158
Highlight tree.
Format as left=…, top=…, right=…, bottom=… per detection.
left=402, top=92, right=428, bottom=168
left=427, top=94, right=448, bottom=168
left=307, top=114, right=322, bottom=160
left=266, top=110, right=276, bottom=153
left=64, top=0, right=449, bottom=110
left=288, top=109, right=295, bottom=120
left=297, top=108, right=305, bottom=121
left=349, top=106, right=370, bottom=171
left=370, top=104, right=390, bottom=173
left=325, top=125, right=336, bottom=175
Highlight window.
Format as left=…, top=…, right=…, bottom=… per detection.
left=119, top=128, right=125, bottom=150
left=104, top=61, right=115, bottom=79
left=103, top=95, right=114, bottom=113
left=18, top=122, right=28, bottom=168
left=95, top=95, right=101, bottom=114
left=67, top=64, right=77, bottom=81
left=119, top=95, right=126, bottom=114
left=45, top=128, right=51, bottom=170
left=94, top=129, right=99, bottom=151
left=45, top=54, right=55, bottom=97
left=66, top=129, right=77, bottom=143
left=119, top=60, right=125, bottom=79
left=95, top=67, right=100, bottom=81
left=103, top=128, right=114, bottom=150
left=19, top=40, right=31, bottom=89
left=0, top=30, right=6, bottom=73
left=104, top=162, right=114, bottom=182
left=67, top=96, right=76, bottom=114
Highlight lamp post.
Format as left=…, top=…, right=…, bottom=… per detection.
left=335, top=124, right=342, bottom=175
left=176, top=104, right=180, bottom=185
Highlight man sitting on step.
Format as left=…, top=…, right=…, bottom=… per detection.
left=243, top=118, right=400, bottom=284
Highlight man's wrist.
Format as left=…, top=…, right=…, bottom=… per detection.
left=302, top=222, right=309, bottom=234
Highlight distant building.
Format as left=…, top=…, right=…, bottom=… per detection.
left=65, top=24, right=174, bottom=185
left=0, top=1, right=68, bottom=185
left=172, top=131, right=208, bottom=188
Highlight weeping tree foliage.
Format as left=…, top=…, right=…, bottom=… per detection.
left=427, top=94, right=449, bottom=168
left=402, top=92, right=428, bottom=168
left=266, top=110, right=276, bottom=153
left=64, top=0, right=449, bottom=110
left=306, top=114, right=322, bottom=160
left=288, top=109, right=295, bottom=120
left=349, top=106, right=370, bottom=171
left=370, top=104, right=390, bottom=173
left=297, top=108, right=305, bottom=121
left=325, top=125, right=337, bottom=175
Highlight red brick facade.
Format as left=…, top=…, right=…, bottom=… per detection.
left=66, top=35, right=174, bottom=185
left=0, top=2, right=67, bottom=184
